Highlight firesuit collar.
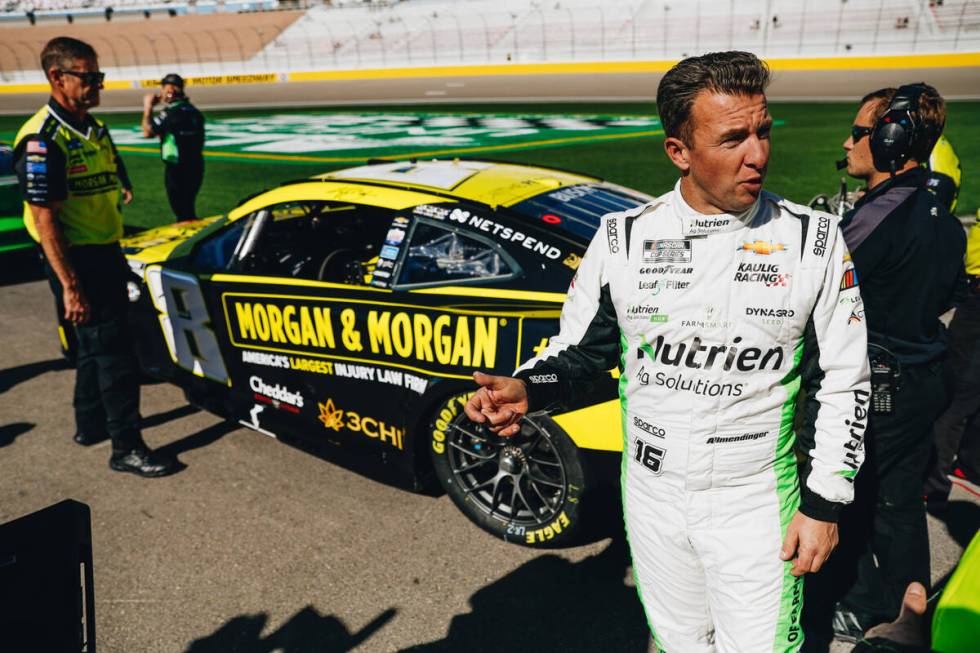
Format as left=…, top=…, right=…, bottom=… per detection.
left=672, top=179, right=762, bottom=237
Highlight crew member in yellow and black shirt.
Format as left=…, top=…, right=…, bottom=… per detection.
left=13, top=36, right=176, bottom=477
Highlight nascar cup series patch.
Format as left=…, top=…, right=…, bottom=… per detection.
left=643, top=239, right=692, bottom=264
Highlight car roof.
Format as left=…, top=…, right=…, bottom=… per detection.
left=315, top=160, right=601, bottom=208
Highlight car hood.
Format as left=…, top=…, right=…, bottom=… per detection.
left=120, top=216, right=223, bottom=266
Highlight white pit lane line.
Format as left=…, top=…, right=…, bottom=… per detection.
left=425, top=90, right=448, bottom=96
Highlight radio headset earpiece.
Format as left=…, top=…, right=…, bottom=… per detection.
left=869, top=83, right=928, bottom=175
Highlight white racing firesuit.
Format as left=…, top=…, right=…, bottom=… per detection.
left=515, top=181, right=871, bottom=652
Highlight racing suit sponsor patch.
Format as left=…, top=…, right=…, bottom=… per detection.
left=527, top=373, right=558, bottom=384
left=745, top=307, right=795, bottom=318
left=632, top=416, right=665, bottom=438
left=738, top=240, right=787, bottom=256
left=686, top=216, right=732, bottom=235
left=606, top=218, right=620, bottom=254
left=638, top=265, right=692, bottom=275
left=625, top=305, right=667, bottom=322
left=813, top=214, right=831, bottom=257
left=643, top=239, right=691, bottom=263
left=840, top=254, right=859, bottom=290
left=733, top=262, right=791, bottom=286
left=841, top=389, right=870, bottom=477
left=638, top=279, right=690, bottom=292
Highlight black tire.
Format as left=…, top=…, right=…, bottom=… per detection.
left=429, top=393, right=593, bottom=548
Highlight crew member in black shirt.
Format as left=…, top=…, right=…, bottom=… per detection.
left=141, top=73, right=205, bottom=221
left=824, top=84, right=966, bottom=642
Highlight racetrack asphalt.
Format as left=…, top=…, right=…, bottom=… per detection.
left=1, top=266, right=978, bottom=653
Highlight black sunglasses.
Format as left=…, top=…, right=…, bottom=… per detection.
left=851, top=125, right=873, bottom=142
left=60, top=70, right=105, bottom=86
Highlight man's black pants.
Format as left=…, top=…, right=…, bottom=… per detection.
left=836, top=362, right=950, bottom=622
left=926, top=284, right=980, bottom=497
left=164, top=158, right=204, bottom=221
left=44, top=243, right=142, bottom=454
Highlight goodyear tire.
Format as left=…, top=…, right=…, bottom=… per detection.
left=429, top=393, right=591, bottom=548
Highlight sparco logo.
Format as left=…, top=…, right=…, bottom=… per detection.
left=606, top=218, right=620, bottom=254
left=528, top=373, right=558, bottom=384
left=643, top=335, right=784, bottom=372
left=813, top=214, right=830, bottom=257
left=250, top=375, right=304, bottom=409
left=633, top=416, right=666, bottom=438
left=746, top=307, right=796, bottom=318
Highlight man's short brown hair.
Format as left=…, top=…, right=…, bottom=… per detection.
left=656, top=51, right=771, bottom=145
left=860, top=84, right=945, bottom=163
left=40, top=37, right=97, bottom=75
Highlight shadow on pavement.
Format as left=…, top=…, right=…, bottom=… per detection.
left=0, top=422, right=34, bottom=448
left=0, top=358, right=69, bottom=394
left=156, top=420, right=238, bottom=459
left=0, top=249, right=43, bottom=287
left=401, top=536, right=650, bottom=653
left=935, top=499, right=980, bottom=550
left=184, top=606, right=397, bottom=653
left=142, top=404, right=200, bottom=430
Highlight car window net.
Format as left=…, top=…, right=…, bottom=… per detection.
left=400, top=222, right=511, bottom=286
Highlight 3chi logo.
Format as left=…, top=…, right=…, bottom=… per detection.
left=318, top=398, right=345, bottom=431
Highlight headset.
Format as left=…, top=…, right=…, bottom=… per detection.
left=869, top=83, right=937, bottom=174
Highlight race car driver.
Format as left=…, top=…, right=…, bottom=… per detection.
left=465, top=51, right=871, bottom=652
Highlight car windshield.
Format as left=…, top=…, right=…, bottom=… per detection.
left=510, top=183, right=652, bottom=240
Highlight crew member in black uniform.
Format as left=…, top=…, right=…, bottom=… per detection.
left=823, top=84, right=966, bottom=642
left=141, top=73, right=205, bottom=221
left=13, top=36, right=176, bottom=477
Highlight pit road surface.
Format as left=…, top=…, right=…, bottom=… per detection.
left=1, top=272, right=977, bottom=653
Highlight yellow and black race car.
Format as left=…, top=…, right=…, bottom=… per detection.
left=121, top=159, right=653, bottom=547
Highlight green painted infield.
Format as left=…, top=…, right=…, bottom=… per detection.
left=0, top=101, right=977, bottom=230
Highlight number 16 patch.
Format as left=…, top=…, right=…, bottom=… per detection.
left=632, top=436, right=666, bottom=475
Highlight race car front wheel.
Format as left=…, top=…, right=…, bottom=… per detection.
left=429, top=393, right=592, bottom=548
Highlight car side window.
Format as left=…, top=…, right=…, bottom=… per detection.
left=232, top=201, right=391, bottom=285
left=395, top=220, right=517, bottom=288
left=238, top=201, right=323, bottom=279
left=192, top=218, right=246, bottom=272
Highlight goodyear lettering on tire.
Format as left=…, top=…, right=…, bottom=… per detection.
left=431, top=393, right=474, bottom=454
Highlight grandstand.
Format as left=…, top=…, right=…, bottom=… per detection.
left=0, top=0, right=978, bottom=83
